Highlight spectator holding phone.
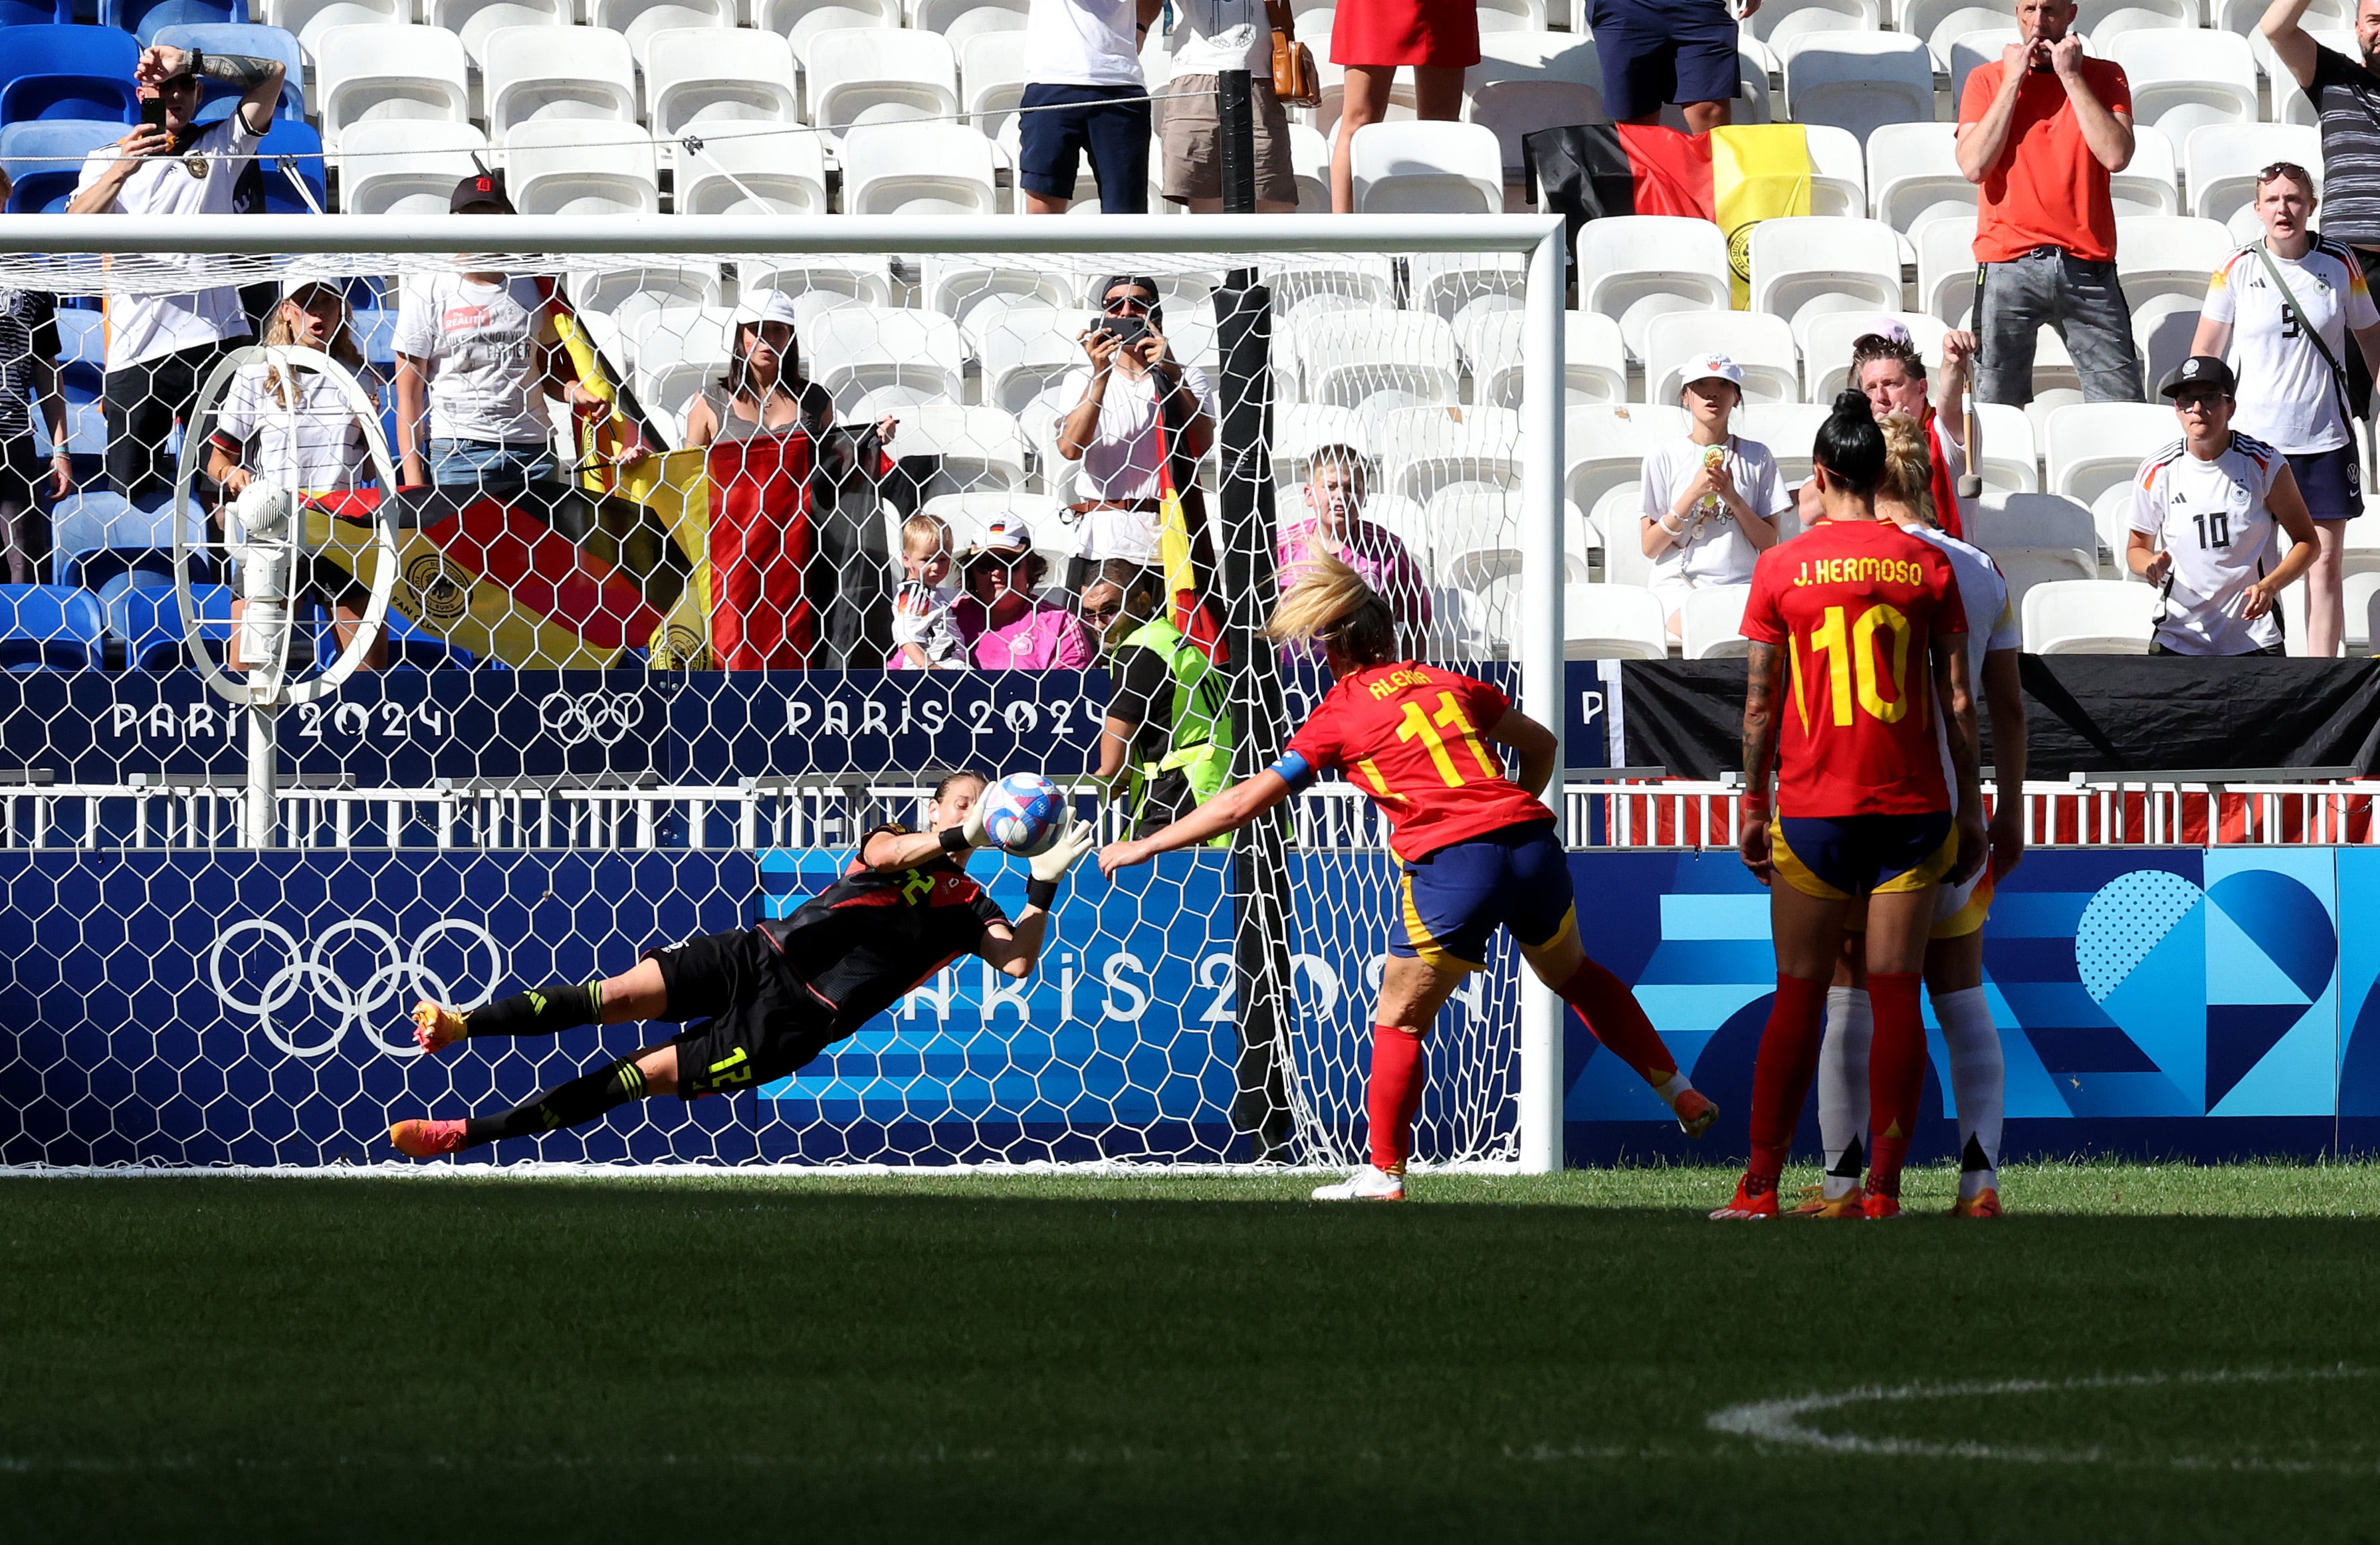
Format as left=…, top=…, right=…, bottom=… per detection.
left=0, top=285, right=70, bottom=585
left=66, top=43, right=288, bottom=502
left=1055, top=274, right=1215, bottom=593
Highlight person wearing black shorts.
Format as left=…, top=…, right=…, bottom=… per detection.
left=387, top=770, right=1097, bottom=1158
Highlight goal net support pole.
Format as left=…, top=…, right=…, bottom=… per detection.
left=1518, top=224, right=1567, bottom=1174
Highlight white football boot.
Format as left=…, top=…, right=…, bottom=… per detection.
left=1311, top=1164, right=1406, bottom=1201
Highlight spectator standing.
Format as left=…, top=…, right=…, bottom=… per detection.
left=1639, top=353, right=1787, bottom=638
left=1022, top=0, right=1158, bottom=214
left=2191, top=163, right=2380, bottom=656
left=66, top=43, right=287, bottom=502
left=952, top=517, right=1096, bottom=669
left=1850, top=324, right=1982, bottom=540
left=1156, top=0, right=1298, bottom=212
left=1328, top=0, right=1479, bottom=213
left=2260, top=0, right=2380, bottom=414
left=1055, top=275, right=1216, bottom=593
left=1586, top=0, right=1753, bottom=135
left=683, top=290, right=833, bottom=447
left=2128, top=356, right=2318, bottom=656
left=0, top=286, right=70, bottom=585
left=1275, top=443, right=1430, bottom=648
left=1091, top=560, right=1231, bottom=833
left=1955, top=0, right=2143, bottom=407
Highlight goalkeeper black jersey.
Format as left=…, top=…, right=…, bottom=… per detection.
left=756, top=823, right=1010, bottom=1033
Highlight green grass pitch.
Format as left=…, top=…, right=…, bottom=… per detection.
left=5, top=1161, right=2380, bottom=1542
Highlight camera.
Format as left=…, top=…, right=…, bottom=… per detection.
left=1096, top=316, right=1150, bottom=347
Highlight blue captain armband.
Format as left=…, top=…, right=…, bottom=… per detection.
left=1267, top=750, right=1317, bottom=793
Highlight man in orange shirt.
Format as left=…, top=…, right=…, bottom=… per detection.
left=1955, top=0, right=2144, bottom=407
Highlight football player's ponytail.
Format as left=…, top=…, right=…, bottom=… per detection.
left=1812, top=388, right=1887, bottom=497
left=1267, top=553, right=1396, bottom=669
left=1878, top=411, right=1936, bottom=527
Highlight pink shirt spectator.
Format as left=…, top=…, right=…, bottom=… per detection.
left=1276, top=516, right=1433, bottom=634
left=954, top=597, right=1095, bottom=670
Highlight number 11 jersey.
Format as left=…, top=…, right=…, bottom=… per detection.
left=1739, top=518, right=1968, bottom=818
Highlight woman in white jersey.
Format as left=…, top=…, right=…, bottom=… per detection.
left=203, top=278, right=385, bottom=670
left=2128, top=356, right=2317, bottom=656
left=2190, top=163, right=2380, bottom=655
left=1638, top=352, right=1787, bottom=638
left=1799, top=413, right=2030, bottom=1220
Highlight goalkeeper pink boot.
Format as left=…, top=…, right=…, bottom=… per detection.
left=389, top=1119, right=467, bottom=1159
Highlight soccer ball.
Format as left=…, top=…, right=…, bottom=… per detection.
left=981, top=772, right=1065, bottom=857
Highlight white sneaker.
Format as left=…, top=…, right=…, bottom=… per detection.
left=1311, top=1164, right=1406, bottom=1201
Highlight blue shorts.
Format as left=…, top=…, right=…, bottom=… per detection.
left=1585, top=0, right=1740, bottom=120
left=430, top=437, right=556, bottom=491
left=2287, top=445, right=2361, bottom=520
left=1772, top=812, right=1956, bottom=901
left=1390, top=819, right=1575, bottom=974
left=1016, top=83, right=1151, bottom=211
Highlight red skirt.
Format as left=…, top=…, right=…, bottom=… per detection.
left=1331, top=0, right=1480, bottom=69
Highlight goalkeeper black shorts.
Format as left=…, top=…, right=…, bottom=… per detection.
left=647, top=928, right=841, bottom=1100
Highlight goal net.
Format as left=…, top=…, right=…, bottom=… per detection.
left=0, top=213, right=1567, bottom=1170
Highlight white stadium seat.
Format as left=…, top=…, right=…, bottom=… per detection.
left=1918, top=217, right=1982, bottom=327
left=2076, top=0, right=2195, bottom=39
left=1578, top=216, right=1731, bottom=363
left=841, top=121, right=997, bottom=215
left=1566, top=404, right=1687, bottom=518
left=1749, top=217, right=1909, bottom=338
left=2044, top=401, right=2177, bottom=507
left=736, top=255, right=894, bottom=307
left=1744, top=0, right=1882, bottom=53
left=1592, top=483, right=1655, bottom=586
left=315, top=25, right=470, bottom=150
left=1291, top=312, right=1464, bottom=417
left=1349, top=120, right=1505, bottom=214
left=336, top=121, right=489, bottom=215
left=1966, top=492, right=2101, bottom=605
left=1465, top=310, right=1628, bottom=409
left=911, top=0, right=1026, bottom=45
left=2111, top=124, right=2181, bottom=219
left=803, top=307, right=965, bottom=413
left=1464, top=31, right=1604, bottom=175
left=1474, top=0, right=1547, bottom=31
left=2022, top=579, right=2159, bottom=653
left=1997, top=547, right=2101, bottom=614
left=630, top=304, right=736, bottom=435
left=958, top=30, right=1030, bottom=146
left=266, top=0, right=407, bottom=62
left=1974, top=402, right=2039, bottom=495
left=593, top=0, right=733, bottom=66
left=1801, top=310, right=1949, bottom=401
left=757, top=0, right=899, bottom=68
left=483, top=25, right=637, bottom=142
left=970, top=304, right=1092, bottom=415
left=568, top=263, right=722, bottom=319
left=2106, top=30, right=2258, bottom=140
left=804, top=27, right=959, bottom=133
left=643, top=28, right=800, bottom=138
left=2186, top=122, right=2323, bottom=229
left=1290, top=120, right=1333, bottom=212
left=2355, top=571, right=2380, bottom=655
left=428, top=0, right=570, bottom=67
left=1804, top=122, right=1868, bottom=219
left=1733, top=402, right=1831, bottom=492
left=1783, top=32, right=1936, bottom=145
left=930, top=264, right=1076, bottom=343
left=1644, top=310, right=1802, bottom=404
left=1904, top=0, right=2014, bottom=68
left=1406, top=250, right=1529, bottom=326
left=500, top=122, right=659, bottom=215
left=2117, top=215, right=2236, bottom=306
left=1868, top=121, right=1975, bottom=236
left=1276, top=405, right=1374, bottom=488
left=1679, top=583, right=1755, bottom=659
left=890, top=404, right=1030, bottom=493
left=1376, top=405, right=1523, bottom=504
left=1265, top=257, right=1398, bottom=319
left=1947, top=28, right=2016, bottom=104
left=2217, top=0, right=2349, bottom=29
left=673, top=121, right=826, bottom=215
left=2133, top=290, right=2202, bottom=402
left=1565, top=583, right=1670, bottom=660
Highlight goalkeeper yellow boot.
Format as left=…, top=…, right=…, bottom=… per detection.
left=389, top=1118, right=468, bottom=1159
left=411, top=999, right=467, bottom=1055
left=1311, top=1164, right=1405, bottom=1201
left=1951, top=1188, right=2002, bottom=1219
left=1790, top=1184, right=1866, bottom=1219
left=1671, top=1087, right=1719, bottom=1138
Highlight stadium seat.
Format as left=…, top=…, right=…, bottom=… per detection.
left=333, top=120, right=485, bottom=214
left=1645, top=311, right=1801, bottom=404
left=427, top=0, right=571, bottom=68
left=1748, top=217, right=1910, bottom=339
left=1473, top=0, right=1546, bottom=31
left=1578, top=217, right=1732, bottom=363
left=2076, top=0, right=2194, bottom=39
left=912, top=0, right=1026, bottom=47
left=673, top=121, right=826, bottom=215
left=804, top=27, right=959, bottom=135
left=1782, top=33, right=1935, bottom=145
left=244, top=115, right=325, bottom=211
left=2021, top=578, right=2157, bottom=652
left=0, top=0, right=74, bottom=21
left=2253, top=25, right=2352, bottom=126
left=1376, top=405, right=1523, bottom=505
left=1800, top=310, right=1949, bottom=401
left=841, top=120, right=997, bottom=216
left=263, top=0, right=405, bottom=62
left=1800, top=122, right=1868, bottom=219
left=2110, top=123, right=2181, bottom=219
left=2185, top=122, right=2323, bottom=229
left=1917, top=215, right=1981, bottom=327
left=104, top=0, right=248, bottom=45
left=643, top=28, right=800, bottom=138
left=2116, top=215, right=2234, bottom=306
left=757, top=0, right=899, bottom=70
left=500, top=122, right=659, bottom=215
left=2106, top=30, right=2258, bottom=139
left=1905, top=0, right=2014, bottom=68
left=735, top=254, right=893, bottom=307
left=1867, top=121, right=1974, bottom=236
left=2217, top=0, right=2347, bottom=29
left=1565, top=403, right=1687, bottom=516
left=2044, top=402, right=2176, bottom=508
left=1291, top=312, right=1464, bottom=418
left=1564, top=582, right=1669, bottom=660
left=2355, top=571, right=2380, bottom=655
left=1971, top=402, right=2038, bottom=495
left=1675, top=583, right=1752, bottom=659
left=51, top=490, right=203, bottom=591
left=592, top=0, right=734, bottom=68
left=1464, top=31, right=1604, bottom=176
left=0, top=585, right=106, bottom=672
left=1966, top=490, right=2101, bottom=601
left=0, top=25, right=139, bottom=127
left=1349, top=120, right=1505, bottom=214
left=2132, top=290, right=2201, bottom=404
left=569, top=262, right=722, bottom=319
left=1946, top=27, right=2016, bottom=106
left=889, top=403, right=1029, bottom=494
left=1264, top=257, right=1398, bottom=320
left=483, top=25, right=638, bottom=142
left=1289, top=120, right=1333, bottom=213
left=931, top=266, right=1077, bottom=348
left=1729, top=402, right=1830, bottom=494
left=804, top=307, right=965, bottom=413
left=1744, top=0, right=1881, bottom=52
left=151, top=23, right=304, bottom=120
left=314, top=25, right=470, bottom=151
left=1465, top=310, right=1629, bottom=409
left=110, top=581, right=235, bottom=670
left=1276, top=404, right=1373, bottom=488
left=1, top=118, right=124, bottom=213
left=958, top=29, right=1029, bottom=147
left=626, top=304, right=733, bottom=434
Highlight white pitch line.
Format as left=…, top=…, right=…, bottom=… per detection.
left=1709, top=1366, right=2379, bottom=1474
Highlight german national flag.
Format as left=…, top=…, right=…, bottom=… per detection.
left=1534, top=122, right=1813, bottom=306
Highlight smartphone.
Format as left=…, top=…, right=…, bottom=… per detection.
left=140, top=97, right=169, bottom=130
left=1097, top=316, right=1150, bottom=347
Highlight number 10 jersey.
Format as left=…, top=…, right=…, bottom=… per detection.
left=1740, top=518, right=1968, bottom=818
left=2127, top=432, right=2286, bottom=657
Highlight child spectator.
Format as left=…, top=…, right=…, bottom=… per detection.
left=1640, top=352, right=1787, bottom=638
left=1276, top=444, right=1430, bottom=650
left=891, top=513, right=966, bottom=670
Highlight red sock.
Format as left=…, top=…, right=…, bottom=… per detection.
left=1865, top=971, right=1927, bottom=1198
left=1748, top=974, right=1832, bottom=1189
left=1367, top=1025, right=1426, bottom=1173
left=1555, top=958, right=1679, bottom=1087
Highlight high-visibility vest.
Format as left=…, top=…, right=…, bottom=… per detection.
left=1117, top=615, right=1233, bottom=821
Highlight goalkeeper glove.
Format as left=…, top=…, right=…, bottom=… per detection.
left=946, top=793, right=998, bottom=855
left=1026, top=819, right=1096, bottom=909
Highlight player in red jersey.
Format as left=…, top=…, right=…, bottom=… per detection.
left=1713, top=393, right=1986, bottom=1221
left=1098, top=555, right=1716, bottom=1201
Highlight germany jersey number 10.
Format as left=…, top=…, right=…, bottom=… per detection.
left=1800, top=601, right=1913, bottom=728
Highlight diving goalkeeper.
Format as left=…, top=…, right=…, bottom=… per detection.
left=389, top=770, right=1095, bottom=1158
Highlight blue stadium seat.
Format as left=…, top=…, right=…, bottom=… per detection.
left=0, top=26, right=140, bottom=128
left=102, top=0, right=250, bottom=45
left=153, top=23, right=304, bottom=120
left=0, top=118, right=124, bottom=213
left=51, top=490, right=208, bottom=591
left=110, top=581, right=232, bottom=670
left=0, top=585, right=106, bottom=672
left=0, top=0, right=76, bottom=23
left=32, top=308, right=109, bottom=464
left=238, top=115, right=324, bottom=211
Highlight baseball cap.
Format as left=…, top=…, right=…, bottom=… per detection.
left=449, top=168, right=513, bottom=214
left=277, top=273, right=343, bottom=302
left=730, top=289, right=801, bottom=331
left=2163, top=355, right=2238, bottom=398
left=1852, top=318, right=1915, bottom=348
left=1681, top=352, right=1744, bottom=389
left=966, top=515, right=1034, bottom=558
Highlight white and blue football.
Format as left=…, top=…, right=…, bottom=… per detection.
left=982, top=772, right=1065, bottom=857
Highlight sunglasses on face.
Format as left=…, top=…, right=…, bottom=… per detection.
left=2175, top=391, right=2226, bottom=410
left=1102, top=294, right=1155, bottom=315
left=1081, top=603, right=1121, bottom=623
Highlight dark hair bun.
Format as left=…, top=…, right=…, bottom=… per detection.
left=1830, top=388, right=1870, bottom=419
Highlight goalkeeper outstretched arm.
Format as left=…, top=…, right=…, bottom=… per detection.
left=978, top=819, right=1095, bottom=979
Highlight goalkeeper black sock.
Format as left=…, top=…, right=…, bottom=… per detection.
left=463, top=1057, right=648, bottom=1146
left=462, top=981, right=603, bottom=1039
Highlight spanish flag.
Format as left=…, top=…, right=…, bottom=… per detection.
left=1526, top=122, right=1814, bottom=306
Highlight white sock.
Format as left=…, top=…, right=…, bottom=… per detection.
left=1816, top=986, right=1872, bottom=1200
left=1937, top=985, right=2002, bottom=1199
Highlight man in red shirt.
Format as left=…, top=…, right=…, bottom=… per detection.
left=1955, top=0, right=2144, bottom=407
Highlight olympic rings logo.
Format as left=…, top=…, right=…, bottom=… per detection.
left=209, top=918, right=506, bottom=1059
left=538, top=690, right=645, bottom=747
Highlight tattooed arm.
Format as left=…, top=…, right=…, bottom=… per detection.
left=1737, top=639, right=1783, bottom=884
left=137, top=45, right=286, bottom=134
